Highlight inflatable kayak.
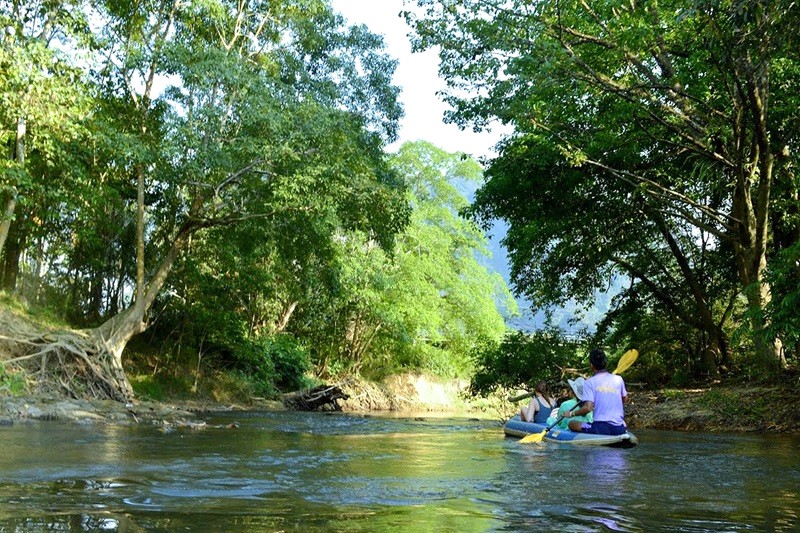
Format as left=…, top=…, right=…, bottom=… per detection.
left=504, top=415, right=638, bottom=448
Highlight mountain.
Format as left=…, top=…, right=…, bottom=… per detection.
left=483, top=221, right=616, bottom=335
left=454, top=174, right=613, bottom=335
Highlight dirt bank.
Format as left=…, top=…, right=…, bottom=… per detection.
left=0, top=393, right=284, bottom=427
left=339, top=374, right=482, bottom=413
left=0, top=380, right=796, bottom=434
left=624, top=384, right=798, bottom=433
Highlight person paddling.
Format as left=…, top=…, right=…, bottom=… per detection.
left=547, top=377, right=592, bottom=430
left=567, top=348, right=628, bottom=436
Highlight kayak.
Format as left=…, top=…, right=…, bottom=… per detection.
left=504, top=415, right=638, bottom=448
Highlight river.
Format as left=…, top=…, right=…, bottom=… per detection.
left=0, top=411, right=797, bottom=531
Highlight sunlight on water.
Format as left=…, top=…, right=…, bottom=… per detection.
left=0, top=414, right=797, bottom=531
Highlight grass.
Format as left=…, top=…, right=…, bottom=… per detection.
left=697, top=388, right=770, bottom=427
left=128, top=369, right=262, bottom=405
left=0, top=291, right=70, bottom=331
left=0, top=363, right=26, bottom=395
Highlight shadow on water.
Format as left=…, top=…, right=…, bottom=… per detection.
left=0, top=412, right=797, bottom=531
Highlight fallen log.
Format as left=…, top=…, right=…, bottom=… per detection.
left=283, top=384, right=350, bottom=411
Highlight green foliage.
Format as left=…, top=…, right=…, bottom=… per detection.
left=229, top=340, right=278, bottom=398
left=260, top=335, right=312, bottom=392
left=698, top=389, right=768, bottom=424
left=148, top=284, right=313, bottom=396
left=0, top=0, right=418, bottom=400
left=409, top=0, right=800, bottom=377
left=129, top=374, right=193, bottom=402
left=0, top=363, right=26, bottom=395
left=228, top=335, right=312, bottom=397
left=469, top=330, right=581, bottom=397
left=662, top=389, right=685, bottom=400
left=296, top=141, right=515, bottom=381
left=764, top=242, right=800, bottom=360
left=129, top=370, right=261, bottom=404
left=619, top=348, right=692, bottom=388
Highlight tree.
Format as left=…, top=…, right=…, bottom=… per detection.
left=469, top=329, right=581, bottom=397
left=471, top=134, right=740, bottom=376
left=298, top=141, right=515, bottom=379
left=385, top=141, right=515, bottom=375
left=408, top=0, right=800, bottom=373
left=0, top=1, right=91, bottom=279
left=3, top=0, right=407, bottom=401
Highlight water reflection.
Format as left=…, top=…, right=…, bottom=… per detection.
left=580, top=448, right=631, bottom=531
left=583, top=447, right=629, bottom=490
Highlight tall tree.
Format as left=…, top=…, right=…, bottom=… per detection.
left=5, top=0, right=407, bottom=401
left=471, top=135, right=740, bottom=375
left=299, top=141, right=515, bottom=379
left=408, top=0, right=800, bottom=372
left=0, top=1, right=91, bottom=276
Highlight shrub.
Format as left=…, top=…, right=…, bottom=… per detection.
left=233, top=335, right=312, bottom=395
left=469, top=329, right=582, bottom=397
left=263, top=335, right=312, bottom=391
left=129, top=374, right=193, bottom=401
left=0, top=363, right=27, bottom=395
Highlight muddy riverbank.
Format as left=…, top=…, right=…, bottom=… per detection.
left=624, top=384, right=798, bottom=433
left=0, top=381, right=796, bottom=434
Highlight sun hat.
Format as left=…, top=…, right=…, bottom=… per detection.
left=567, top=377, right=586, bottom=401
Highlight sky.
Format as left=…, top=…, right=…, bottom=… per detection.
left=330, top=0, right=508, bottom=160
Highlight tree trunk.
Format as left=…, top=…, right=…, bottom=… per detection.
left=654, top=213, right=731, bottom=374
left=730, top=72, right=784, bottom=371
left=732, top=175, right=781, bottom=373
left=0, top=218, right=22, bottom=291
left=283, top=384, right=350, bottom=411
left=2, top=220, right=203, bottom=403
left=0, top=118, right=24, bottom=259
left=136, top=165, right=145, bottom=306
left=88, top=224, right=196, bottom=399
left=272, top=301, right=298, bottom=334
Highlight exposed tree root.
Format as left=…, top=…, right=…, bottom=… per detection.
left=0, top=326, right=133, bottom=403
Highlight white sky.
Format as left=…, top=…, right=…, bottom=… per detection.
left=331, top=0, right=508, bottom=159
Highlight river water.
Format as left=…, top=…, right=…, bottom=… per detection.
left=0, top=411, right=797, bottom=532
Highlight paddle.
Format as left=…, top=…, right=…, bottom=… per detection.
left=613, top=349, right=639, bottom=375
left=518, top=349, right=639, bottom=444
left=519, top=416, right=565, bottom=443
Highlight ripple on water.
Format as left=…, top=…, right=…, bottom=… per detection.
left=1, top=415, right=798, bottom=532
left=122, top=496, right=161, bottom=509
left=149, top=477, right=279, bottom=500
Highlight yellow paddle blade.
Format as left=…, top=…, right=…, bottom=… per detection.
left=613, top=349, right=639, bottom=375
left=519, top=430, right=547, bottom=443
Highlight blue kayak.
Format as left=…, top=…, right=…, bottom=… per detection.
left=504, top=415, right=638, bottom=448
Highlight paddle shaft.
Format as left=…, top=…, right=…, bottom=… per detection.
left=545, top=415, right=565, bottom=432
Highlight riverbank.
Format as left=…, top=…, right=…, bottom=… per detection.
left=1, top=297, right=795, bottom=432
left=0, top=380, right=796, bottom=434
left=624, top=383, right=798, bottom=433
left=0, top=393, right=285, bottom=427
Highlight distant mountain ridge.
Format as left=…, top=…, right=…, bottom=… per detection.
left=455, top=175, right=611, bottom=335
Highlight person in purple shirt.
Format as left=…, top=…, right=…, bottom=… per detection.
left=566, top=348, right=628, bottom=435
